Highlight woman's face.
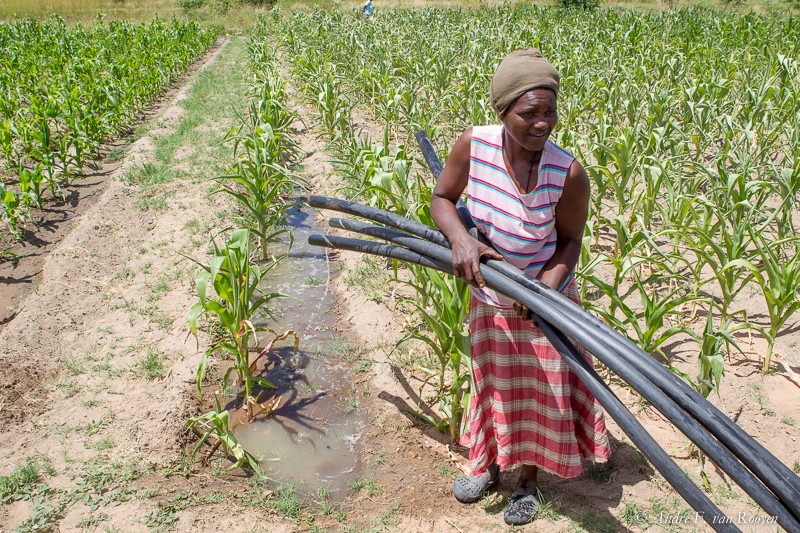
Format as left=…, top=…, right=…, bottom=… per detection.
left=502, top=88, right=557, bottom=153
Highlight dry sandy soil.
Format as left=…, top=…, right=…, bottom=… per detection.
left=1, top=35, right=799, bottom=533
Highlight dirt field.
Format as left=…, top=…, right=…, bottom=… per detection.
left=1, top=34, right=799, bottom=533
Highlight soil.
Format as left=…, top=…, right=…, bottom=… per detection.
left=1, top=35, right=799, bottom=533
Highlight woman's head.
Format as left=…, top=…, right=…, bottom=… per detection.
left=490, top=49, right=560, bottom=119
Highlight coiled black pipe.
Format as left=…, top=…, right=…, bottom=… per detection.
left=308, top=233, right=736, bottom=533
left=324, top=217, right=800, bottom=531
left=305, top=193, right=800, bottom=518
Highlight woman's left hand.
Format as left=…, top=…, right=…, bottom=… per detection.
left=513, top=301, right=533, bottom=321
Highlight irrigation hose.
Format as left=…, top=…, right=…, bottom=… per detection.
left=305, top=193, right=800, bottom=515
left=323, top=217, right=800, bottom=530
left=413, top=130, right=800, bottom=503
left=307, top=233, right=736, bottom=533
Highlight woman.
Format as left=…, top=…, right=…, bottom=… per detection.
left=430, top=49, right=611, bottom=526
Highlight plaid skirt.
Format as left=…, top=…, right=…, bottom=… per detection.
left=460, top=281, right=611, bottom=478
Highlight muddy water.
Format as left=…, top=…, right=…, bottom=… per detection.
left=235, top=206, right=366, bottom=500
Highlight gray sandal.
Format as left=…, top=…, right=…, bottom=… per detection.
left=503, top=489, right=541, bottom=525
left=452, top=470, right=500, bottom=503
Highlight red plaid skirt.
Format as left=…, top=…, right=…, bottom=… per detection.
left=460, top=281, right=611, bottom=478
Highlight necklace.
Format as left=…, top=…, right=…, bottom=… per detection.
left=524, top=157, right=536, bottom=193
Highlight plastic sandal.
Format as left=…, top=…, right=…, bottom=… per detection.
left=452, top=470, right=500, bottom=503
left=503, top=489, right=541, bottom=525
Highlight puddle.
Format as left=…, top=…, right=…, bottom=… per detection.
left=235, top=206, right=366, bottom=501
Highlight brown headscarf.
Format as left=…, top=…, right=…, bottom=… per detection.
left=490, top=49, right=560, bottom=118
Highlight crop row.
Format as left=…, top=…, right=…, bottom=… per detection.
left=186, top=29, right=305, bottom=471
left=0, top=16, right=218, bottom=240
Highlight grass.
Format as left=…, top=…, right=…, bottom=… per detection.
left=52, top=378, right=79, bottom=398
left=437, top=463, right=459, bottom=479
left=343, top=394, right=359, bottom=413
left=620, top=501, right=651, bottom=528
left=138, top=347, right=166, bottom=379
left=343, top=256, right=386, bottom=303
left=713, top=482, right=739, bottom=504
left=354, top=358, right=374, bottom=373
left=272, top=485, right=303, bottom=518
left=306, top=275, right=324, bottom=286
left=748, top=381, right=775, bottom=416
left=570, top=508, right=618, bottom=533
left=145, top=489, right=226, bottom=530
left=88, top=437, right=116, bottom=451
left=315, top=486, right=335, bottom=516
left=76, top=512, right=110, bottom=529
left=62, top=356, right=86, bottom=376
left=84, top=411, right=115, bottom=436
left=583, top=461, right=617, bottom=483
left=536, top=498, right=564, bottom=521
left=1, top=456, right=41, bottom=502
left=118, top=35, right=250, bottom=223
left=348, top=477, right=381, bottom=497
left=134, top=194, right=170, bottom=213
left=0, top=0, right=274, bottom=33
left=2, top=0, right=784, bottom=25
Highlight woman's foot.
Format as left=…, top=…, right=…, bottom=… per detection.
left=452, top=464, right=500, bottom=503
left=503, top=464, right=540, bottom=524
left=503, top=489, right=541, bottom=525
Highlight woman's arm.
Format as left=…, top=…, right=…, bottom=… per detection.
left=431, top=128, right=503, bottom=288
left=537, top=159, right=590, bottom=291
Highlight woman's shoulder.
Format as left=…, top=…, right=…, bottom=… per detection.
left=471, top=124, right=502, bottom=139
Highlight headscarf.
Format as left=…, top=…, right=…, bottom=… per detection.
left=490, top=49, right=560, bottom=118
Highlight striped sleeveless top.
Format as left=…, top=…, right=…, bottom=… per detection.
left=466, top=124, right=575, bottom=309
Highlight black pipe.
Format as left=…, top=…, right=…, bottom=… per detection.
left=415, top=131, right=443, bottom=179
left=308, top=233, right=737, bottom=533
left=324, top=217, right=800, bottom=530
left=307, top=194, right=800, bottom=513
left=411, top=134, right=800, bottom=504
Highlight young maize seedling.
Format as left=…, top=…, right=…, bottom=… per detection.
left=188, top=393, right=262, bottom=474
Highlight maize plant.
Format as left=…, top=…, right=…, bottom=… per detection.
left=188, top=394, right=262, bottom=474
left=724, top=234, right=800, bottom=373
left=187, top=229, right=284, bottom=421
left=400, top=265, right=472, bottom=443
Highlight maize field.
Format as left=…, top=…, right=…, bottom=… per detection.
left=1, top=3, right=800, bottom=531
left=245, top=7, right=800, bottom=420
left=0, top=16, right=217, bottom=240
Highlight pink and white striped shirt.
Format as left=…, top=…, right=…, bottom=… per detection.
left=466, top=124, right=574, bottom=309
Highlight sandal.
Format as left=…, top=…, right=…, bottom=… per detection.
left=452, top=470, right=500, bottom=503
left=503, top=489, right=541, bottom=525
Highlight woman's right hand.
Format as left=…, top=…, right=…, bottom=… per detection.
left=450, top=235, right=504, bottom=289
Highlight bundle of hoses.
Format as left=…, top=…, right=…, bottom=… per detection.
left=305, top=196, right=800, bottom=532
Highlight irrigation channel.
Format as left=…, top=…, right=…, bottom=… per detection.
left=235, top=206, right=367, bottom=500
left=302, top=133, right=800, bottom=533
